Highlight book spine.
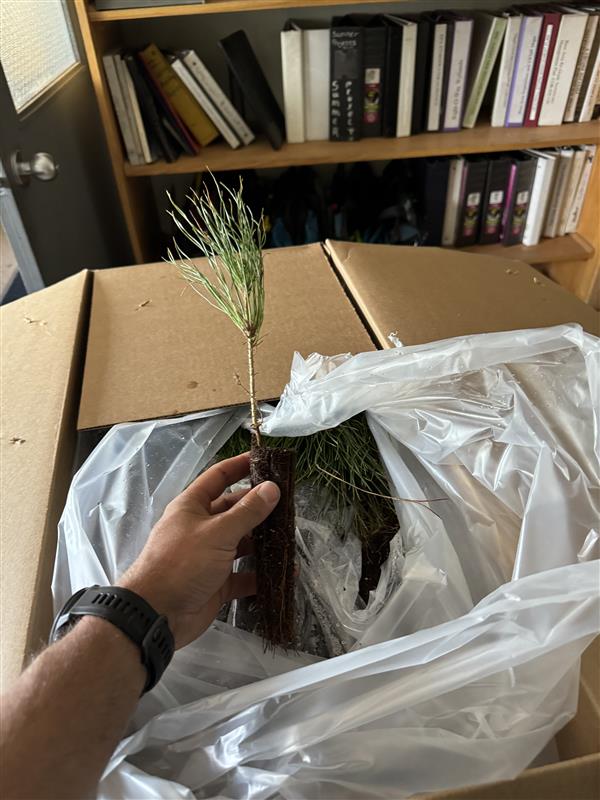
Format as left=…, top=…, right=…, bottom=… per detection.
left=411, top=21, right=432, bottom=134
left=281, top=28, right=305, bottom=143
left=566, top=146, right=596, bottom=232
left=443, top=19, right=473, bottom=131
left=577, top=38, right=600, bottom=121
left=171, top=58, right=240, bottom=149
left=181, top=50, right=254, bottom=145
left=114, top=55, right=144, bottom=163
left=102, top=55, right=140, bottom=165
left=125, top=53, right=177, bottom=163
left=564, top=15, right=598, bottom=122
left=538, top=14, right=589, bottom=126
left=500, top=162, right=518, bottom=240
left=396, top=23, right=417, bottom=137
left=479, top=160, right=510, bottom=244
left=524, top=15, right=560, bottom=127
left=491, top=15, right=522, bottom=127
left=506, top=16, right=543, bottom=126
left=120, top=56, right=152, bottom=163
left=463, top=18, right=506, bottom=129
left=303, top=29, right=330, bottom=141
left=441, top=157, right=465, bottom=246
left=455, top=160, right=488, bottom=246
left=140, top=44, right=218, bottom=146
left=557, top=149, right=586, bottom=236
left=382, top=26, right=401, bottom=137
left=330, top=26, right=363, bottom=141
left=543, top=150, right=572, bottom=237
left=427, top=24, right=447, bottom=131
left=503, top=160, right=535, bottom=245
left=522, top=155, right=555, bottom=246
left=362, top=27, right=387, bottom=137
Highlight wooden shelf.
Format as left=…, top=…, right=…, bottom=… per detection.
left=89, top=0, right=405, bottom=22
left=462, top=233, right=595, bottom=266
left=123, top=120, right=600, bottom=176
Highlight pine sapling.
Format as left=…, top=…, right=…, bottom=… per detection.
left=167, top=178, right=296, bottom=648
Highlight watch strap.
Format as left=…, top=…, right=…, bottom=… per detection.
left=50, top=585, right=174, bottom=694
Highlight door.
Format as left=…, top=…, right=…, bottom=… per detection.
left=0, top=0, right=131, bottom=289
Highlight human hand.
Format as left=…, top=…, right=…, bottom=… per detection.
left=119, top=453, right=280, bottom=649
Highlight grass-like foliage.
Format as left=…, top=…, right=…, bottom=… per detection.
left=216, top=413, right=399, bottom=543
left=167, top=177, right=267, bottom=442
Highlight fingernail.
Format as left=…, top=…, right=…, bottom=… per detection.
left=257, top=481, right=280, bottom=504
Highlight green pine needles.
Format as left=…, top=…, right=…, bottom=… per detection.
left=167, top=178, right=267, bottom=443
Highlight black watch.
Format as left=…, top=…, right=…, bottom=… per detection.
left=50, top=585, right=175, bottom=694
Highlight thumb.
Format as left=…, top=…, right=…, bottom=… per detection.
left=218, top=481, right=280, bottom=547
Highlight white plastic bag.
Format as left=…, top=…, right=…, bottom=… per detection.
left=53, top=323, right=600, bottom=799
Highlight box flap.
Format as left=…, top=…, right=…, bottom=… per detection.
left=78, top=244, right=375, bottom=429
left=1, top=271, right=91, bottom=686
left=325, top=241, right=600, bottom=348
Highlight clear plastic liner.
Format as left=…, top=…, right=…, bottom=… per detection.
left=52, top=323, right=600, bottom=799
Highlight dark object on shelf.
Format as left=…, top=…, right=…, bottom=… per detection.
left=95, top=0, right=203, bottom=7
left=350, top=15, right=387, bottom=138
left=479, top=156, right=512, bottom=244
left=411, top=15, right=434, bottom=134
left=249, top=446, right=297, bottom=649
left=413, top=157, right=451, bottom=246
left=124, top=53, right=178, bottom=163
left=330, top=17, right=364, bottom=141
left=381, top=17, right=402, bottom=137
left=268, top=167, right=325, bottom=247
left=502, top=153, right=537, bottom=246
left=455, top=156, right=488, bottom=247
left=219, top=30, right=285, bottom=150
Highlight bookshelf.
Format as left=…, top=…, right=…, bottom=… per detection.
left=75, top=0, right=600, bottom=304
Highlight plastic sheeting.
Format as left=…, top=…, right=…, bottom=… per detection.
left=52, top=323, right=600, bottom=799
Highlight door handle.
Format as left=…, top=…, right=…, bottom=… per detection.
left=10, top=150, right=59, bottom=186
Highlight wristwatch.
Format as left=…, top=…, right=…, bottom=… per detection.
left=50, top=585, right=175, bottom=694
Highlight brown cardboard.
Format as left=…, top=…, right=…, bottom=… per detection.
left=78, top=244, right=376, bottom=429
left=1, top=271, right=91, bottom=687
left=325, top=240, right=600, bottom=347
left=1, top=243, right=598, bottom=799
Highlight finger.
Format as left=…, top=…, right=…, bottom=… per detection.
left=216, top=481, right=280, bottom=548
left=236, top=535, right=254, bottom=559
left=179, top=453, right=250, bottom=511
left=221, top=571, right=257, bottom=602
left=210, top=487, right=251, bottom=516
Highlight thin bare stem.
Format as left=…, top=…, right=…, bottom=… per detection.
left=247, top=337, right=261, bottom=446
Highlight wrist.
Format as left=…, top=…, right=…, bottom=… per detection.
left=73, top=616, right=147, bottom=693
left=117, top=576, right=182, bottom=648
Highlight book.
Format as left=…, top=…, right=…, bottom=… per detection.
left=566, top=144, right=597, bottom=232
left=102, top=53, right=141, bottom=165
left=170, top=56, right=240, bottom=149
left=139, top=44, right=218, bottom=147
left=442, top=157, right=466, bottom=246
left=114, top=54, right=145, bottom=163
left=524, top=9, right=561, bottom=127
left=118, top=54, right=152, bottom=163
left=384, top=15, right=417, bottom=138
left=427, top=18, right=448, bottom=131
left=576, top=22, right=600, bottom=121
left=411, top=17, right=433, bottom=134
left=491, top=12, right=522, bottom=127
left=356, top=16, right=387, bottom=138
left=329, top=18, right=364, bottom=141
left=463, top=13, right=507, bottom=129
left=564, top=12, right=599, bottom=122
left=136, top=53, right=197, bottom=156
left=479, top=156, right=512, bottom=244
left=556, top=146, right=587, bottom=235
left=124, top=52, right=178, bottom=163
left=281, top=22, right=305, bottom=144
left=501, top=154, right=536, bottom=246
left=302, top=29, right=330, bottom=141
left=505, top=11, right=543, bottom=126
left=414, top=158, right=451, bottom=245
left=382, top=17, right=402, bottom=136
left=522, top=149, right=558, bottom=245
left=219, top=30, right=285, bottom=150
left=443, top=16, right=474, bottom=131
left=544, top=147, right=574, bottom=237
left=180, top=49, right=254, bottom=145
left=439, top=14, right=456, bottom=131
left=455, top=157, right=488, bottom=247
left=538, top=8, right=589, bottom=126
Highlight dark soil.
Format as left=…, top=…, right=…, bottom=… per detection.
left=359, top=520, right=398, bottom=602
left=249, top=444, right=297, bottom=648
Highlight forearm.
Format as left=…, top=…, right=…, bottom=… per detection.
left=1, top=616, right=145, bottom=800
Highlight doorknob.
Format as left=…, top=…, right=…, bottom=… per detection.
left=10, top=150, right=59, bottom=186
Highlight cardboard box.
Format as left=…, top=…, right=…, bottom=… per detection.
left=1, top=243, right=598, bottom=798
